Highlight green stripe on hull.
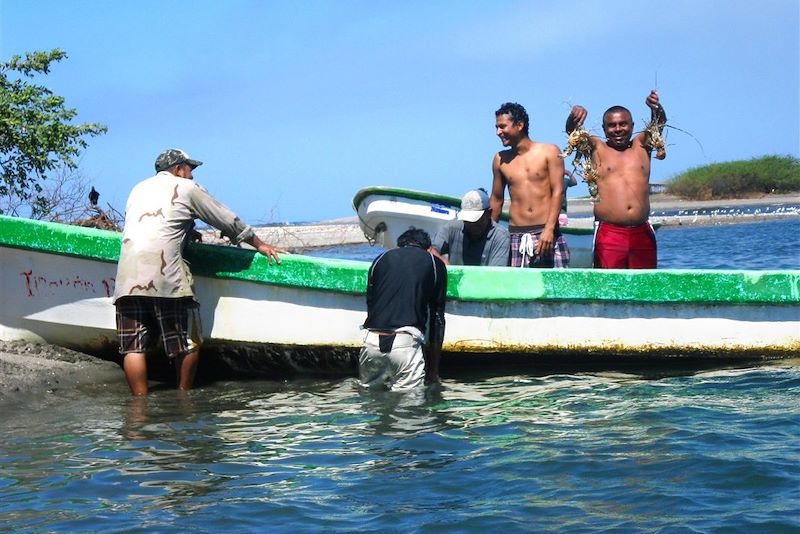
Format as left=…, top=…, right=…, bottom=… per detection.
left=1, top=215, right=798, bottom=304
left=446, top=266, right=799, bottom=303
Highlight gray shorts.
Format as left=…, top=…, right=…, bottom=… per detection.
left=358, top=330, right=426, bottom=391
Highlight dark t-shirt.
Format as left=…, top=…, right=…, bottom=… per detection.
left=362, top=245, right=447, bottom=347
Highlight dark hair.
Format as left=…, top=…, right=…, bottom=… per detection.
left=397, top=227, right=431, bottom=249
left=602, top=105, right=632, bottom=124
left=495, top=102, right=529, bottom=136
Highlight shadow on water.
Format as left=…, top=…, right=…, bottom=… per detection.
left=185, top=347, right=782, bottom=389
left=91, top=340, right=791, bottom=392
left=439, top=352, right=783, bottom=382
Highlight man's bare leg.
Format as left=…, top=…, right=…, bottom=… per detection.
left=123, top=352, right=149, bottom=396
left=176, top=350, right=199, bottom=391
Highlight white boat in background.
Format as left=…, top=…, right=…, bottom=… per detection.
left=353, top=186, right=662, bottom=268
left=352, top=187, right=465, bottom=247
left=1, top=215, right=798, bottom=378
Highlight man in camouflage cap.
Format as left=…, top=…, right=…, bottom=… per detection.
left=113, top=148, right=285, bottom=395
left=154, top=148, right=203, bottom=172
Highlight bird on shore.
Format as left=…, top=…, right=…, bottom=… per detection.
left=89, top=187, right=99, bottom=206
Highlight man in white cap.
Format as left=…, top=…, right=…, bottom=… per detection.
left=113, top=148, right=285, bottom=395
left=431, top=188, right=510, bottom=266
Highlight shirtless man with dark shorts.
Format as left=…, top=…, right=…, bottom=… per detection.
left=489, top=102, right=569, bottom=268
left=565, top=90, right=666, bottom=269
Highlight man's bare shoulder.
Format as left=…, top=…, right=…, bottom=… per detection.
left=530, top=141, right=562, bottom=158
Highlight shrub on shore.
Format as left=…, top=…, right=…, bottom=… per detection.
left=665, top=155, right=800, bottom=200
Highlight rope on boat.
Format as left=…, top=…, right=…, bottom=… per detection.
left=355, top=210, right=381, bottom=246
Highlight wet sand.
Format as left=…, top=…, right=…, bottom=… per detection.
left=0, top=340, right=122, bottom=400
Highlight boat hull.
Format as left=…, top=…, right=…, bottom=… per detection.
left=1, top=215, right=799, bottom=376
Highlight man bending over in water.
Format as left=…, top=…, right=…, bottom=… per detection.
left=489, top=102, right=569, bottom=268
left=565, top=90, right=666, bottom=269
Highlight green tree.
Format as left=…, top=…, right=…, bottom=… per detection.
left=0, top=49, right=107, bottom=217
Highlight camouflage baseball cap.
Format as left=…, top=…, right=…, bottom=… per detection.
left=154, top=149, right=203, bottom=172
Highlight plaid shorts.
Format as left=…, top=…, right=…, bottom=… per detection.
left=509, top=225, right=570, bottom=268
left=115, top=296, right=202, bottom=358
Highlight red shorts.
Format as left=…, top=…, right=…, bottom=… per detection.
left=115, top=296, right=203, bottom=358
left=593, top=221, right=657, bottom=269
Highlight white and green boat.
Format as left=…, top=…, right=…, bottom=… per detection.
left=0, top=214, right=798, bottom=375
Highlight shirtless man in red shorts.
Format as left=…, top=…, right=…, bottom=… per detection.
left=565, top=90, right=667, bottom=268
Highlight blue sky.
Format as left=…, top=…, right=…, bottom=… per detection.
left=2, top=1, right=798, bottom=224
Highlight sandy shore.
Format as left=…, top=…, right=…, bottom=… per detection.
left=0, top=340, right=122, bottom=400
left=568, top=192, right=799, bottom=215
left=567, top=193, right=799, bottom=230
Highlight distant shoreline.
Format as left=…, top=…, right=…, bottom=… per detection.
left=566, top=192, right=800, bottom=216
left=567, top=192, right=799, bottom=229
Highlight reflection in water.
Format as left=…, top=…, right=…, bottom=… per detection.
left=358, top=383, right=446, bottom=438
left=116, top=390, right=243, bottom=510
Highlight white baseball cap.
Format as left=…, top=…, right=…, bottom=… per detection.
left=457, top=189, right=490, bottom=222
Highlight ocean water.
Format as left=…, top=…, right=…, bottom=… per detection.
left=657, top=217, right=800, bottom=270
left=1, top=218, right=799, bottom=532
